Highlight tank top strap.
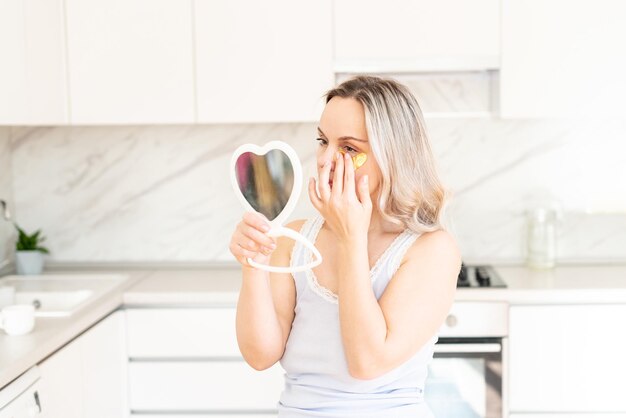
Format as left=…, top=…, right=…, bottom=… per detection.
left=384, top=231, right=421, bottom=280
left=370, top=230, right=422, bottom=299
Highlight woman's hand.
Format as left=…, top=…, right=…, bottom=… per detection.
left=229, top=211, right=278, bottom=268
left=308, top=151, right=372, bottom=242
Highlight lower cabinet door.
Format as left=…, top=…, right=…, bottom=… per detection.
left=128, top=361, right=284, bottom=411
left=509, top=305, right=626, bottom=412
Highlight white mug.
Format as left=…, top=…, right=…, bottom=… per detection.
left=0, top=304, right=35, bottom=336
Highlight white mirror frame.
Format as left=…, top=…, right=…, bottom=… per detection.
left=230, top=141, right=322, bottom=273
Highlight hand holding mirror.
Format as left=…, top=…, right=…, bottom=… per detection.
left=230, top=141, right=323, bottom=273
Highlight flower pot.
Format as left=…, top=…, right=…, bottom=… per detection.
left=15, top=250, right=45, bottom=275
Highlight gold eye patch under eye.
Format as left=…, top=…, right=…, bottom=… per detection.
left=338, top=150, right=367, bottom=169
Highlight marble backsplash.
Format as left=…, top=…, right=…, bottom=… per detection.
left=2, top=113, right=625, bottom=266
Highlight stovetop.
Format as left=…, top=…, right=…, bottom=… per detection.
left=457, top=264, right=507, bottom=288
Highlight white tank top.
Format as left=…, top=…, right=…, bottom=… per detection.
left=278, top=214, right=438, bottom=417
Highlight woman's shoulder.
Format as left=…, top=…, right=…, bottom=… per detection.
left=404, top=229, right=461, bottom=268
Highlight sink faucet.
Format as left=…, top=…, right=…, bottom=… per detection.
left=1, top=199, right=11, bottom=221
left=0, top=199, right=13, bottom=270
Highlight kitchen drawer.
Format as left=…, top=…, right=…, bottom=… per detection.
left=126, top=308, right=239, bottom=357
left=438, top=302, right=508, bottom=338
left=128, top=361, right=284, bottom=411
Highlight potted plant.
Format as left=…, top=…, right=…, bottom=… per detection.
left=14, top=223, right=50, bottom=275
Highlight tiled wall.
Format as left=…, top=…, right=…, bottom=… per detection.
left=3, top=75, right=626, bottom=265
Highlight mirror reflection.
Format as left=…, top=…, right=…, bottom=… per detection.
left=234, top=150, right=294, bottom=221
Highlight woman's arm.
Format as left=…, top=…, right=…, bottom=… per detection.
left=337, top=229, right=460, bottom=380
left=309, top=151, right=459, bottom=379
left=235, top=219, right=302, bottom=370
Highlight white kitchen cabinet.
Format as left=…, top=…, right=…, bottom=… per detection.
left=37, top=331, right=83, bottom=418
left=37, top=310, right=127, bottom=418
left=500, top=0, right=626, bottom=118
left=0, top=0, right=68, bottom=125
left=135, top=416, right=276, bottom=418
left=129, top=361, right=284, bottom=411
left=194, top=0, right=333, bottom=123
left=510, top=415, right=626, bottom=418
left=64, top=0, right=195, bottom=124
left=126, top=307, right=239, bottom=357
left=333, top=0, right=500, bottom=73
left=126, top=307, right=284, bottom=415
left=508, top=304, right=626, bottom=413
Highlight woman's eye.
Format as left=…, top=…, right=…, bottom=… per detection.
left=315, top=138, right=357, bottom=154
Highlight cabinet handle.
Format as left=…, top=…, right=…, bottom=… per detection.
left=434, top=343, right=501, bottom=354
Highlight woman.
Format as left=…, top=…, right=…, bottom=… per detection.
left=229, top=75, right=461, bottom=417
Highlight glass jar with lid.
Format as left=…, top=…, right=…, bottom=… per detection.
left=526, top=207, right=558, bottom=269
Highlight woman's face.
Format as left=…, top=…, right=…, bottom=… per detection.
left=316, top=96, right=380, bottom=198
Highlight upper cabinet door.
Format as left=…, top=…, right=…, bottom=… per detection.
left=65, top=0, right=195, bottom=124
left=0, top=0, right=68, bottom=125
left=500, top=0, right=626, bottom=118
left=333, top=0, right=500, bottom=73
left=194, top=0, right=334, bottom=123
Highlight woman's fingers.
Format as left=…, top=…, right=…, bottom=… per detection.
left=241, top=224, right=276, bottom=249
left=229, top=235, right=257, bottom=266
left=343, top=152, right=355, bottom=199
left=243, top=211, right=271, bottom=233
left=242, top=212, right=275, bottom=246
left=308, top=177, right=323, bottom=212
left=233, top=242, right=258, bottom=258
left=318, top=159, right=332, bottom=202
left=229, top=212, right=280, bottom=268
left=357, top=174, right=372, bottom=208
left=331, top=152, right=344, bottom=197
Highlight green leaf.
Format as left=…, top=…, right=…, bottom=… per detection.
left=12, top=223, right=50, bottom=252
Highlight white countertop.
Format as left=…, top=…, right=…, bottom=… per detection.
left=1, top=263, right=626, bottom=389
left=0, top=270, right=148, bottom=390
left=122, top=264, right=626, bottom=305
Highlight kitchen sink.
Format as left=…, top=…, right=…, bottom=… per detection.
left=13, top=289, right=94, bottom=317
left=0, top=274, right=128, bottom=317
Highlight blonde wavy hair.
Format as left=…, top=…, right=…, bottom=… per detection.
left=324, top=75, right=448, bottom=234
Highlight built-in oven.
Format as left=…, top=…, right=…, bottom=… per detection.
left=424, top=301, right=508, bottom=418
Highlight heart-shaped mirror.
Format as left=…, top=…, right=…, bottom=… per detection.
left=230, top=141, right=322, bottom=273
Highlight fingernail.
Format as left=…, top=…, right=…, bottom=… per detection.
left=261, top=224, right=270, bottom=232
left=364, top=175, right=369, bottom=183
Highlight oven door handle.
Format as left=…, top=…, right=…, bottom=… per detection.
left=434, top=343, right=501, bottom=353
